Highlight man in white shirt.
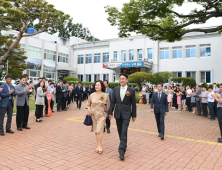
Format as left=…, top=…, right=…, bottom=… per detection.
left=142, top=84, right=147, bottom=104
left=186, top=85, right=192, bottom=112
left=208, top=87, right=215, bottom=120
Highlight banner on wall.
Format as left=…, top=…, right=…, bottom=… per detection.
left=103, top=61, right=144, bottom=69
left=27, top=58, right=42, bottom=70
left=43, top=60, right=55, bottom=72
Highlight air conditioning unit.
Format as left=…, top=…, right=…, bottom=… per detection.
left=111, top=60, right=114, bottom=62
left=144, top=58, right=148, bottom=61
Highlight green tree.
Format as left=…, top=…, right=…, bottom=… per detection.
left=128, top=72, right=154, bottom=90
left=105, top=0, right=222, bottom=42
left=0, top=35, right=28, bottom=80
left=150, top=72, right=173, bottom=84
left=58, top=22, right=99, bottom=42
left=0, top=0, right=71, bottom=64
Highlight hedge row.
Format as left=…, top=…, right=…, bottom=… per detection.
left=68, top=81, right=137, bottom=89
left=171, top=77, right=196, bottom=87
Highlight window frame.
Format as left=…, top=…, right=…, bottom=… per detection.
left=78, top=55, right=84, bottom=64
left=172, top=46, right=182, bottom=59
left=138, top=49, right=143, bottom=61
left=160, top=48, right=169, bottom=59
left=147, top=48, right=153, bottom=59
left=200, top=44, right=211, bottom=57
left=129, top=50, right=134, bottom=61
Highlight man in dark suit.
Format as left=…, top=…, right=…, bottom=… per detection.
left=75, top=82, right=83, bottom=109
left=56, top=80, right=66, bottom=112
left=0, top=75, right=16, bottom=136
left=108, top=73, right=136, bottom=161
left=151, top=83, right=169, bottom=140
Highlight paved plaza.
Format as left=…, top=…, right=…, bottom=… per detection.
left=0, top=102, right=222, bottom=170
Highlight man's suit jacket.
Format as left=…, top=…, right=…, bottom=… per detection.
left=108, top=86, right=136, bottom=120
left=56, top=85, right=64, bottom=99
left=0, top=83, right=16, bottom=107
left=15, top=83, right=30, bottom=106
left=150, top=92, right=169, bottom=114
left=75, top=86, right=83, bottom=98
left=106, top=87, right=113, bottom=102
left=63, top=85, right=68, bottom=98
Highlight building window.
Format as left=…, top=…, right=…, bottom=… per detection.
left=173, top=72, right=182, bottom=78
left=94, top=74, right=100, bottom=81
left=44, top=49, right=56, bottom=61
left=148, top=48, right=153, bottom=59
left=200, top=44, right=211, bottom=57
left=94, top=53, right=100, bottom=63
left=78, top=75, right=83, bottom=81
left=28, top=46, right=41, bottom=58
left=201, top=71, right=211, bottom=83
left=186, top=45, right=196, bottom=58
left=86, top=74, right=91, bottom=82
left=27, top=70, right=40, bottom=78
left=20, top=44, right=25, bottom=51
left=138, top=49, right=142, bottom=61
left=103, top=74, right=109, bottom=81
left=186, top=72, right=196, bottom=80
left=160, top=48, right=169, bottom=59
left=43, top=72, right=55, bottom=81
left=78, top=55, right=84, bottom=64
left=26, top=70, right=40, bottom=81
left=113, top=51, right=118, bottom=61
left=173, top=47, right=182, bottom=59
left=129, top=50, right=134, bottom=61
left=103, top=53, right=109, bottom=62
left=86, top=54, right=92, bottom=64
left=121, top=50, right=126, bottom=61
left=58, top=53, right=68, bottom=63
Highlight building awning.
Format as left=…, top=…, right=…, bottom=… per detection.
left=57, top=66, right=77, bottom=73
left=103, top=60, right=153, bottom=70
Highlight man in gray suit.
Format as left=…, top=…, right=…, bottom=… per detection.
left=192, top=84, right=202, bottom=116
left=15, top=75, right=33, bottom=131
left=103, top=80, right=112, bottom=133
left=62, top=81, right=68, bottom=111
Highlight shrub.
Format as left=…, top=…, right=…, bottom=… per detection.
left=63, top=76, right=78, bottom=82
left=171, top=77, right=196, bottom=87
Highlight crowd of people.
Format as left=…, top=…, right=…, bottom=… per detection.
left=1, top=72, right=222, bottom=160
left=142, top=83, right=220, bottom=121
left=0, top=74, right=96, bottom=136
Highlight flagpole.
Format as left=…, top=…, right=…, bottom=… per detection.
left=84, top=27, right=86, bottom=82
left=91, top=34, right=94, bottom=82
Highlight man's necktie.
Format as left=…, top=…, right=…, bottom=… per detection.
left=158, top=93, right=161, bottom=101
left=121, top=88, right=125, bottom=101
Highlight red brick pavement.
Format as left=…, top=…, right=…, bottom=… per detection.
left=0, top=102, right=222, bottom=170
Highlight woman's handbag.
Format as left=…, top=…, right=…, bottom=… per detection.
left=83, top=114, right=92, bottom=126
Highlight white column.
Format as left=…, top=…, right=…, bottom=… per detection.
left=196, top=44, right=200, bottom=58
left=134, top=49, right=137, bottom=61
left=41, top=40, right=45, bottom=77
left=169, top=47, right=172, bottom=59
left=126, top=50, right=129, bottom=61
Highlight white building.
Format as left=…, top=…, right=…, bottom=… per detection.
left=3, top=30, right=221, bottom=84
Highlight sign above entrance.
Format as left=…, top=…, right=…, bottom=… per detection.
left=103, top=61, right=144, bottom=69
left=119, top=61, right=144, bottom=68
left=103, top=63, right=122, bottom=69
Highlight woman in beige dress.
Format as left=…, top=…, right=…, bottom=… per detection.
left=87, top=80, right=110, bottom=154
